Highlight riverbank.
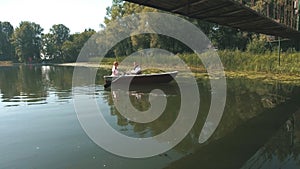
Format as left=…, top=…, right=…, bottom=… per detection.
left=57, top=61, right=300, bottom=86
left=224, top=71, right=300, bottom=86
left=0, top=61, right=13, bottom=66
left=191, top=69, right=300, bottom=86
left=57, top=62, right=110, bottom=69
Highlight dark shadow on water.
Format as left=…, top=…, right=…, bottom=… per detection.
left=165, top=89, right=300, bottom=169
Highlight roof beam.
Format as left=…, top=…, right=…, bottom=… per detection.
left=189, top=3, right=233, bottom=17
left=171, top=0, right=208, bottom=13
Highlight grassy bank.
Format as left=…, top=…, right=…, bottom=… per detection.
left=91, top=50, right=299, bottom=85
left=95, top=50, right=299, bottom=74
left=94, top=50, right=299, bottom=74
left=219, top=50, right=299, bottom=74
left=179, top=50, right=300, bottom=74
left=180, top=50, right=300, bottom=85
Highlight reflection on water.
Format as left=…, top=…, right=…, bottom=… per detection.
left=242, top=112, right=300, bottom=169
left=0, top=65, right=73, bottom=107
left=0, top=65, right=299, bottom=169
left=101, top=84, right=181, bottom=138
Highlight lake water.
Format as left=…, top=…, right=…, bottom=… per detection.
left=0, top=65, right=299, bottom=169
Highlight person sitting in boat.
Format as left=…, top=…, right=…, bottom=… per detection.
left=129, top=62, right=142, bottom=74
left=111, top=61, right=119, bottom=76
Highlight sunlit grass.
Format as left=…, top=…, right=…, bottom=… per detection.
left=88, top=50, right=300, bottom=85
left=0, top=61, right=13, bottom=66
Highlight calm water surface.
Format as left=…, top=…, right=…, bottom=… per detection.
left=0, top=65, right=299, bottom=169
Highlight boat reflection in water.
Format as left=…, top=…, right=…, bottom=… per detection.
left=104, top=83, right=182, bottom=139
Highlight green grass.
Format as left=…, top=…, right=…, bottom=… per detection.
left=218, top=50, right=300, bottom=75
left=142, top=68, right=165, bottom=74
left=91, top=50, right=300, bottom=77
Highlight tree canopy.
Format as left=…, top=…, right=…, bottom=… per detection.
left=0, top=21, right=96, bottom=63
left=42, top=24, right=70, bottom=61
left=101, top=0, right=253, bottom=57
left=12, top=21, right=43, bottom=63
left=0, top=22, right=14, bottom=61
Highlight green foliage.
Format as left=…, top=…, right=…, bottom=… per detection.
left=102, top=1, right=162, bottom=57
left=101, top=1, right=254, bottom=56
left=61, top=29, right=96, bottom=63
left=50, top=24, right=70, bottom=46
left=98, top=49, right=299, bottom=75
left=1, top=20, right=95, bottom=63
left=42, top=24, right=70, bottom=61
left=142, top=68, right=165, bottom=74
left=0, top=22, right=15, bottom=61
left=41, top=33, right=56, bottom=60
left=210, top=25, right=251, bottom=50
left=239, top=0, right=298, bottom=29
left=12, top=21, right=43, bottom=63
left=218, top=50, right=300, bottom=74
left=246, top=35, right=268, bottom=54
left=42, top=28, right=95, bottom=63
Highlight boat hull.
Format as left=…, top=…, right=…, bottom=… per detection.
left=104, top=71, right=178, bottom=87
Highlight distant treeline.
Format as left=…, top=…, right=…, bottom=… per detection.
left=1, top=0, right=300, bottom=63
left=0, top=21, right=95, bottom=63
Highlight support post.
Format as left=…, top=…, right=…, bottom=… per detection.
left=278, top=37, right=281, bottom=66
left=297, top=0, right=300, bottom=30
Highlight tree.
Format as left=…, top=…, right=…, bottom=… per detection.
left=102, top=1, right=250, bottom=56
left=12, top=21, right=43, bottom=63
left=50, top=24, right=70, bottom=46
left=210, top=25, right=251, bottom=50
left=61, top=29, right=96, bottom=62
left=0, top=21, right=14, bottom=61
left=103, top=1, right=168, bottom=57
left=104, top=0, right=126, bottom=25
left=246, top=34, right=268, bottom=53
left=42, top=24, right=70, bottom=61
left=41, top=33, right=56, bottom=60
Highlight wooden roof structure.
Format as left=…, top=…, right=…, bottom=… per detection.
left=125, top=0, right=300, bottom=39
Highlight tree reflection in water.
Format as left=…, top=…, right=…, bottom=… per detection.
left=242, top=110, right=300, bottom=169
